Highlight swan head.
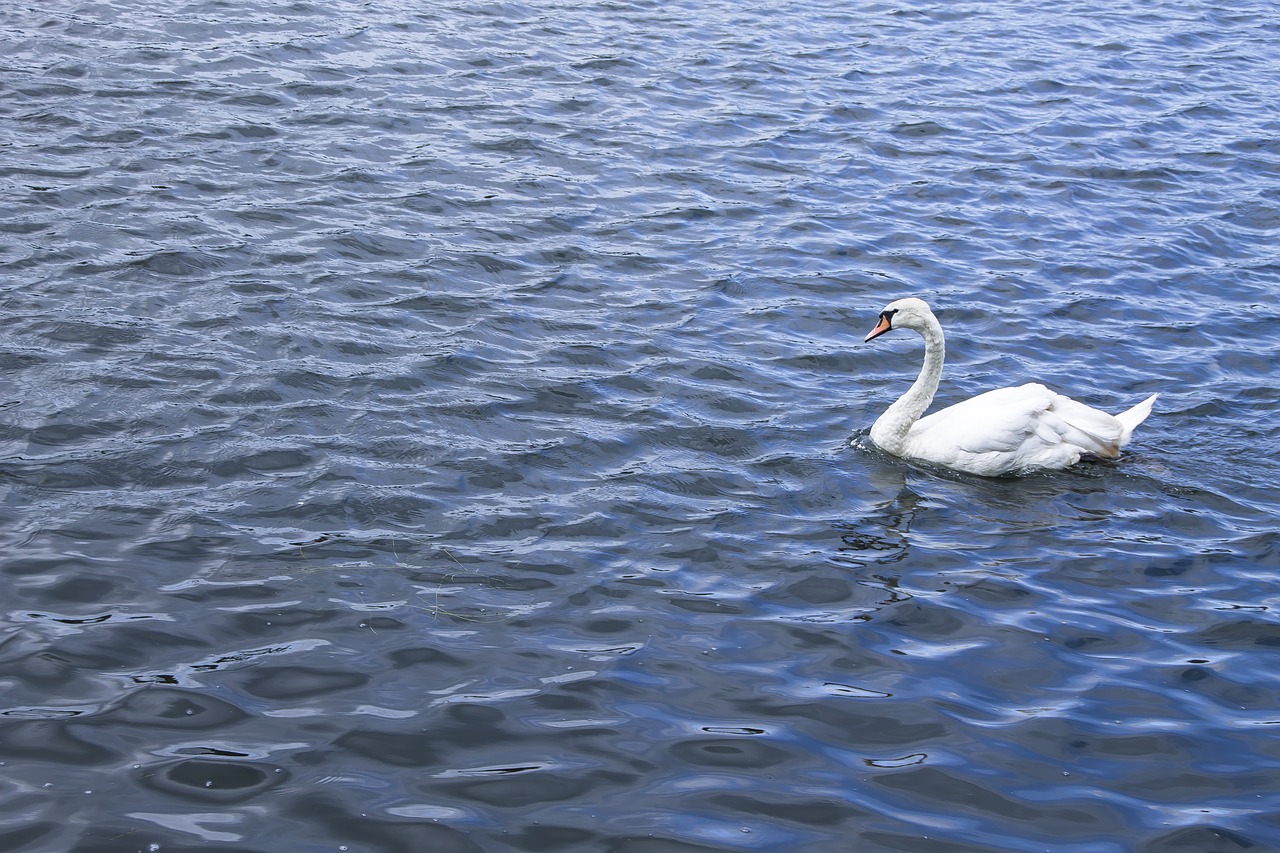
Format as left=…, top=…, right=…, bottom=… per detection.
left=864, top=297, right=936, bottom=342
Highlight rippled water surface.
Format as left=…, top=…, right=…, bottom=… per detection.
left=3, top=0, right=1280, bottom=850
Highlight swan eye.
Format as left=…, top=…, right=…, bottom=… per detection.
left=880, top=309, right=898, bottom=326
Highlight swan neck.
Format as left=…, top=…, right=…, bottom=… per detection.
left=907, top=320, right=945, bottom=412
left=872, top=317, right=945, bottom=453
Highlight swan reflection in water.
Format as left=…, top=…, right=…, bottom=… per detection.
left=826, top=453, right=1129, bottom=615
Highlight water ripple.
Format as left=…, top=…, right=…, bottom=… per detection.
left=3, top=0, right=1280, bottom=850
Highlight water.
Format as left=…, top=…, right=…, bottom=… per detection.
left=2, top=0, right=1279, bottom=850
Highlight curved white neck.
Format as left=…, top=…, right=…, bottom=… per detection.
left=870, top=315, right=945, bottom=454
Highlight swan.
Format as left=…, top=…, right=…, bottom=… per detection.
left=862, top=297, right=1157, bottom=476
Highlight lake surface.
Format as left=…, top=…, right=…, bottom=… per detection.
left=2, top=0, right=1279, bottom=850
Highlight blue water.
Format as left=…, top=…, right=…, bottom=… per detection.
left=2, top=1, right=1279, bottom=851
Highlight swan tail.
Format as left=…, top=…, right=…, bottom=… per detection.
left=1114, top=393, right=1158, bottom=447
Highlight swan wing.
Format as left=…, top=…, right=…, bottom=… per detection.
left=905, top=383, right=1127, bottom=474
left=910, top=384, right=1058, bottom=452
left=1035, top=392, right=1129, bottom=457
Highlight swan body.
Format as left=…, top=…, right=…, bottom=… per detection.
left=863, top=297, right=1157, bottom=477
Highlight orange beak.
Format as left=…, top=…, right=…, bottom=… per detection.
left=864, top=314, right=893, bottom=342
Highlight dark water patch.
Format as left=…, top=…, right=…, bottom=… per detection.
left=96, top=688, right=249, bottom=730
left=140, top=757, right=287, bottom=803
left=0, top=719, right=119, bottom=765
left=242, top=661, right=368, bottom=696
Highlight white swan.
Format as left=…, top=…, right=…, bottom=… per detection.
left=863, top=297, right=1157, bottom=477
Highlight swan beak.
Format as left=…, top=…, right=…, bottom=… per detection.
left=865, top=314, right=893, bottom=342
